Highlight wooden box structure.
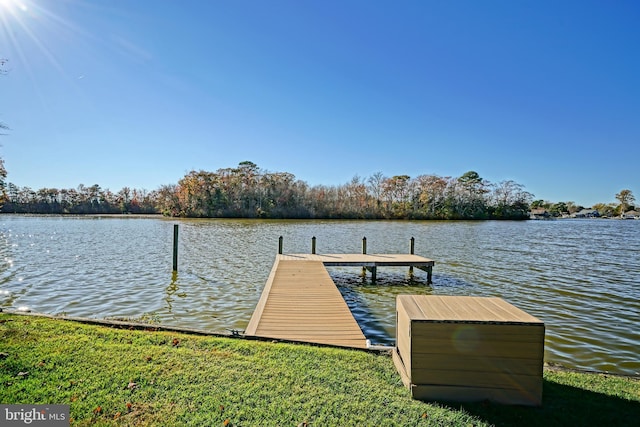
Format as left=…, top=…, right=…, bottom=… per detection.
left=393, top=295, right=544, bottom=406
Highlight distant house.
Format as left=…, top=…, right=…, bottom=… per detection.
left=622, top=210, right=639, bottom=219
left=529, top=208, right=551, bottom=220
left=572, top=209, right=600, bottom=218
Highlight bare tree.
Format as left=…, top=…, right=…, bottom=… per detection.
left=615, top=189, right=635, bottom=214
left=367, top=172, right=384, bottom=201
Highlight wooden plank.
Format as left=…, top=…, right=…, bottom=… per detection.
left=408, top=354, right=543, bottom=376
left=410, top=337, right=543, bottom=359
left=410, top=368, right=542, bottom=389
left=392, top=347, right=412, bottom=389
left=406, top=295, right=543, bottom=324
left=411, top=323, right=545, bottom=341
left=395, top=347, right=542, bottom=406
left=396, top=307, right=413, bottom=373
left=397, top=295, right=427, bottom=320
left=245, top=257, right=281, bottom=335
left=245, top=259, right=367, bottom=348
left=280, top=253, right=435, bottom=267
left=410, top=383, right=542, bottom=406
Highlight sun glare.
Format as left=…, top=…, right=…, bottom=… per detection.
left=0, top=0, right=28, bottom=13
left=0, top=0, right=34, bottom=45
left=0, top=0, right=81, bottom=81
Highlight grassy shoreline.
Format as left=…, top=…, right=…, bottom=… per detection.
left=1, top=313, right=639, bottom=426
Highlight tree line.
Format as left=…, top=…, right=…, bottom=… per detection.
left=1, top=183, right=158, bottom=215
left=0, top=161, right=535, bottom=220
left=531, top=188, right=635, bottom=218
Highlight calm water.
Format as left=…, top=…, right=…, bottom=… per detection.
left=1, top=215, right=638, bottom=376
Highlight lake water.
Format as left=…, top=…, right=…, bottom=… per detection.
left=1, top=215, right=638, bottom=376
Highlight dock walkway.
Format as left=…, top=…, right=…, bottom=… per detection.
left=245, top=253, right=435, bottom=348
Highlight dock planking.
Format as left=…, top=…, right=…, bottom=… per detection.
left=280, top=253, right=435, bottom=283
left=279, top=253, right=435, bottom=266
left=245, top=258, right=368, bottom=348
left=245, top=253, right=435, bottom=348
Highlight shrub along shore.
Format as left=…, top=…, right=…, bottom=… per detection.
left=1, top=312, right=638, bottom=426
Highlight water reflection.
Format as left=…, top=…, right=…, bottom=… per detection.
left=165, top=271, right=178, bottom=312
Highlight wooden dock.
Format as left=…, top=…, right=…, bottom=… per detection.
left=245, top=253, right=435, bottom=348
left=279, top=253, right=435, bottom=283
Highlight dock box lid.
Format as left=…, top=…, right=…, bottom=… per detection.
left=397, top=295, right=543, bottom=325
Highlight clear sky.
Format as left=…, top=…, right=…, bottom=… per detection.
left=1, top=0, right=638, bottom=207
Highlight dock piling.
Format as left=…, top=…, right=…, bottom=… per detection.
left=278, top=236, right=283, bottom=254
left=368, top=266, right=377, bottom=282
left=172, top=224, right=179, bottom=272
left=409, top=237, right=415, bottom=275
left=361, top=237, right=367, bottom=277
left=312, top=236, right=316, bottom=254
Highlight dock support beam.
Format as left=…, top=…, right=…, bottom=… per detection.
left=415, top=265, right=433, bottom=284
left=366, top=266, right=377, bottom=282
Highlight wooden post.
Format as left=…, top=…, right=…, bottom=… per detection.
left=361, top=237, right=367, bottom=276
left=278, top=236, right=283, bottom=254
left=363, top=266, right=377, bottom=281
left=409, top=236, right=415, bottom=275
left=172, top=224, right=179, bottom=272
left=311, top=236, right=316, bottom=254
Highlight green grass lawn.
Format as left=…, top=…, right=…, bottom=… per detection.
left=1, top=313, right=638, bottom=426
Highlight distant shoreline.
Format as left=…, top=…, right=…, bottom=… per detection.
left=0, top=212, right=167, bottom=219
left=2, top=212, right=638, bottom=221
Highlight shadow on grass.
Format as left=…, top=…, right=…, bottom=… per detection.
left=451, top=379, right=640, bottom=427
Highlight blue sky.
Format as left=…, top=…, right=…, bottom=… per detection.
left=1, top=0, right=638, bottom=207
